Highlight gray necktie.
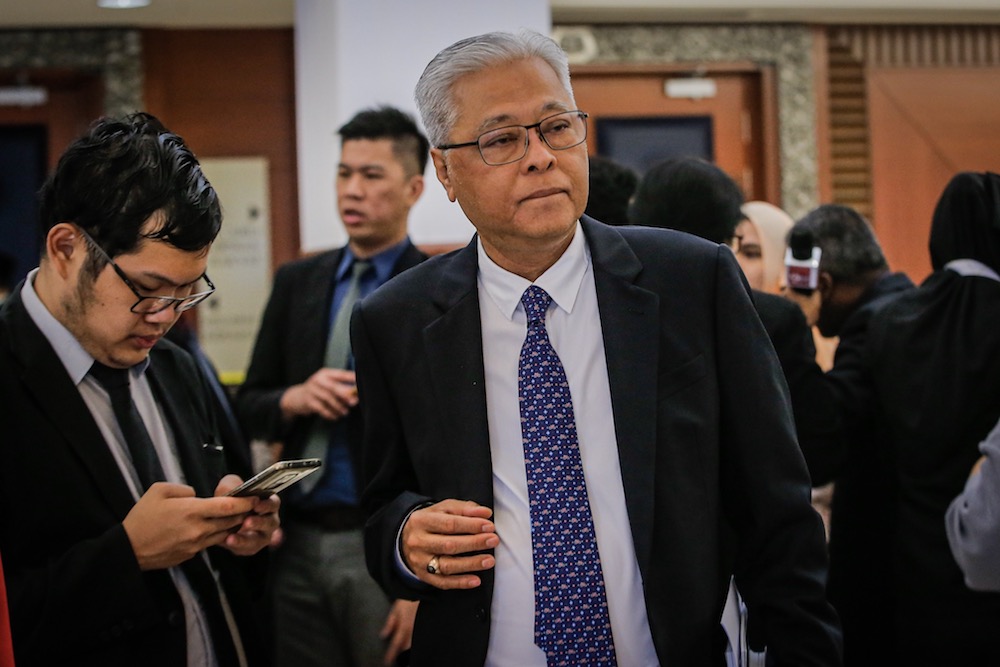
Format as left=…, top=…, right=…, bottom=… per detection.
left=298, top=259, right=371, bottom=493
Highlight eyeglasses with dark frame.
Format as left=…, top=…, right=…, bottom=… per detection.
left=78, top=228, right=216, bottom=314
left=437, top=110, right=589, bottom=166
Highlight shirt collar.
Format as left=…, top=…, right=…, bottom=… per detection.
left=21, top=268, right=151, bottom=385
left=477, top=220, right=591, bottom=321
left=944, top=258, right=1000, bottom=282
left=335, top=237, right=413, bottom=284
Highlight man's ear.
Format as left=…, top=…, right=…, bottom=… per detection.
left=46, top=223, right=84, bottom=279
left=431, top=149, right=457, bottom=202
left=405, top=173, right=425, bottom=207
left=817, top=271, right=835, bottom=299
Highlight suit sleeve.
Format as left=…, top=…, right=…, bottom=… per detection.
left=713, top=249, right=843, bottom=665
left=353, top=302, right=436, bottom=601
left=766, top=300, right=844, bottom=486
left=6, top=521, right=171, bottom=661
left=945, top=417, right=1000, bottom=592
left=235, top=264, right=297, bottom=442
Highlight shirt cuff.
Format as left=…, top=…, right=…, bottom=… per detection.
left=394, top=501, right=434, bottom=582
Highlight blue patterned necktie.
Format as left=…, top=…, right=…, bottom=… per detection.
left=518, top=285, right=617, bottom=666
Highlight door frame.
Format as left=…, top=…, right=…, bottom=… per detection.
left=571, top=61, right=782, bottom=205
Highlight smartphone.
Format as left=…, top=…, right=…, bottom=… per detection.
left=226, top=458, right=322, bottom=497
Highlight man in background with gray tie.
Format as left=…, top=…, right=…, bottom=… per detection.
left=354, top=31, right=842, bottom=666
left=236, top=106, right=428, bottom=667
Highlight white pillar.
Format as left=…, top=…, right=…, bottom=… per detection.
left=295, top=0, right=551, bottom=252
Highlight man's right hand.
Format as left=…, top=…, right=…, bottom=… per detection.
left=279, top=368, right=358, bottom=421
left=122, top=482, right=262, bottom=570
left=783, top=286, right=823, bottom=328
left=401, top=499, right=499, bottom=590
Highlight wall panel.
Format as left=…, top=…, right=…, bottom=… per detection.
left=143, top=29, right=299, bottom=271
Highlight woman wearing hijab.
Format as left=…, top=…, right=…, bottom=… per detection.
left=736, top=201, right=794, bottom=295
left=857, top=172, right=1000, bottom=665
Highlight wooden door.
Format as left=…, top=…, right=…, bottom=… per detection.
left=572, top=64, right=779, bottom=204
left=0, top=69, right=102, bottom=285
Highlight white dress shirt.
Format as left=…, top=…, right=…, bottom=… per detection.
left=477, top=223, right=660, bottom=666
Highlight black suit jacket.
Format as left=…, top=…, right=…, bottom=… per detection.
left=0, top=288, right=266, bottom=667
left=817, top=272, right=914, bottom=665
left=857, top=270, right=1000, bottom=663
left=355, top=218, right=842, bottom=666
left=235, top=242, right=427, bottom=492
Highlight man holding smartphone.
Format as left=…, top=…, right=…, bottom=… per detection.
left=0, top=112, right=279, bottom=666
left=236, top=106, right=428, bottom=667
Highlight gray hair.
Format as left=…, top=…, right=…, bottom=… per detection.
left=414, top=29, right=574, bottom=148
left=792, top=204, right=888, bottom=282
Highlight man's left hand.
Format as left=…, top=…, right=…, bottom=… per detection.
left=380, top=599, right=418, bottom=666
left=214, top=474, right=281, bottom=556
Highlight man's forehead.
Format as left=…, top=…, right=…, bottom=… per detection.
left=447, top=58, right=574, bottom=131
left=339, top=138, right=399, bottom=168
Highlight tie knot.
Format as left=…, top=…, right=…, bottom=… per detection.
left=89, top=361, right=131, bottom=391
left=351, top=259, right=372, bottom=280
left=521, top=285, right=552, bottom=326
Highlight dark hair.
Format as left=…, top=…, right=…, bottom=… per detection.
left=338, top=106, right=430, bottom=176
left=586, top=155, right=638, bottom=227
left=792, top=204, right=887, bottom=282
left=38, top=112, right=221, bottom=268
left=627, top=156, right=744, bottom=243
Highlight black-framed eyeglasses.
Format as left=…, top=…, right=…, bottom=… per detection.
left=437, top=110, right=589, bottom=166
left=78, top=228, right=216, bottom=314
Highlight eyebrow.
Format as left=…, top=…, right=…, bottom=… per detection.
left=474, top=102, right=572, bottom=134
left=338, top=163, right=386, bottom=172
left=132, top=270, right=201, bottom=289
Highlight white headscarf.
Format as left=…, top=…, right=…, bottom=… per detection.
left=741, top=201, right=794, bottom=294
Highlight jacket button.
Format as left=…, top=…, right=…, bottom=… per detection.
left=475, top=607, right=488, bottom=623
left=111, top=625, right=123, bottom=638
left=167, top=610, right=184, bottom=627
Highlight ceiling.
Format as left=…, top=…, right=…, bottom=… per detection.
left=1, top=0, right=999, bottom=29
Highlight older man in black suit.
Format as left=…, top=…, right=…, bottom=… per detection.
left=354, top=30, right=841, bottom=667
left=0, top=113, right=279, bottom=666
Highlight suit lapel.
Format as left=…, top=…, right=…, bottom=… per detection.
left=422, top=240, right=495, bottom=505
left=582, top=218, right=660, bottom=577
left=146, top=350, right=215, bottom=497
left=301, top=249, right=344, bottom=369
left=4, top=292, right=136, bottom=517
left=393, top=242, right=428, bottom=276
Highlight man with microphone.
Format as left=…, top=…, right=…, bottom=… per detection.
left=784, top=204, right=913, bottom=667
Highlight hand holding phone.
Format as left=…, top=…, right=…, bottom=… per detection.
left=226, top=458, right=322, bottom=498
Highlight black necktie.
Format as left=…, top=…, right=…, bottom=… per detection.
left=88, top=361, right=166, bottom=490
left=89, top=361, right=242, bottom=666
